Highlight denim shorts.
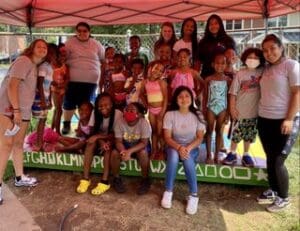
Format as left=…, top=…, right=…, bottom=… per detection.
left=63, top=81, right=97, bottom=110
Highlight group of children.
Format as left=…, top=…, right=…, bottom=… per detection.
left=29, top=31, right=266, bottom=170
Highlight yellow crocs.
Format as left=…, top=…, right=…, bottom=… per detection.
left=76, top=179, right=91, bottom=193
left=91, top=183, right=110, bottom=196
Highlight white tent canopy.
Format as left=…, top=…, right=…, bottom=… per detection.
left=0, top=0, right=299, bottom=27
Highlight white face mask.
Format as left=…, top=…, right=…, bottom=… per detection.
left=245, top=58, right=260, bottom=69
left=4, top=123, right=20, bottom=136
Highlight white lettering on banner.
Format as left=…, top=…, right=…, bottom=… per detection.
left=70, top=154, right=79, bottom=166
left=205, top=165, right=217, bottom=178
left=150, top=161, right=166, bottom=173
left=48, top=153, right=56, bottom=165
left=219, top=166, right=233, bottom=179
left=39, top=153, right=48, bottom=163
left=134, top=161, right=141, bottom=171
left=92, top=156, right=102, bottom=168
left=233, top=167, right=251, bottom=180
left=120, top=162, right=127, bottom=170
left=55, top=153, right=64, bottom=165
left=178, top=165, right=185, bottom=175
left=196, top=164, right=204, bottom=177
left=32, top=154, right=41, bottom=164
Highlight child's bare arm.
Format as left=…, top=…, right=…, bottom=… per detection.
left=139, top=80, right=148, bottom=107
left=159, top=80, right=168, bottom=118
left=37, top=76, right=46, bottom=109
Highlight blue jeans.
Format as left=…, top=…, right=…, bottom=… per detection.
left=165, top=147, right=199, bottom=194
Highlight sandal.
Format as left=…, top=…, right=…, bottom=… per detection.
left=91, top=182, right=110, bottom=196
left=76, top=179, right=91, bottom=193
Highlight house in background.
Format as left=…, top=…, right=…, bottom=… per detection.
left=224, top=12, right=300, bottom=61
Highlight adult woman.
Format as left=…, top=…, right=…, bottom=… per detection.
left=0, top=39, right=48, bottom=204
left=198, top=14, right=236, bottom=79
left=153, top=22, right=177, bottom=59
left=161, top=86, right=206, bottom=215
left=62, top=22, right=105, bottom=134
left=256, top=34, right=299, bottom=213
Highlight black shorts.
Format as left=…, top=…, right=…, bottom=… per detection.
left=63, top=82, right=97, bottom=110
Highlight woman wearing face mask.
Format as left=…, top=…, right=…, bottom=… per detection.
left=0, top=39, right=48, bottom=204
left=62, top=22, right=105, bottom=135
left=256, top=34, right=300, bottom=213
left=223, top=48, right=265, bottom=167
left=110, top=103, right=152, bottom=195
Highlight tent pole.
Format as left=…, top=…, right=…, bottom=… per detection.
left=26, top=2, right=33, bottom=43
left=263, top=0, right=269, bottom=35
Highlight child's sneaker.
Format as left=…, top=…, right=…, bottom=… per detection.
left=14, top=175, right=38, bottom=187
left=222, top=152, right=237, bottom=165
left=161, top=191, right=173, bottom=209
left=76, top=179, right=91, bottom=193
left=242, top=155, right=255, bottom=167
left=266, top=196, right=290, bottom=212
left=256, top=189, right=277, bottom=204
left=186, top=195, right=199, bottom=215
left=0, top=186, right=3, bottom=205
left=112, top=177, right=126, bottom=193
left=137, top=178, right=151, bottom=195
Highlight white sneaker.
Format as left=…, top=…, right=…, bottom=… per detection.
left=161, top=191, right=173, bottom=209
left=186, top=195, right=199, bottom=215
left=0, top=186, right=3, bottom=205
left=14, top=175, right=38, bottom=187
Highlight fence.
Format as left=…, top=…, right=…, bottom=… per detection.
left=0, top=27, right=299, bottom=64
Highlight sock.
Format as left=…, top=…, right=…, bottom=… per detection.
left=101, top=180, right=109, bottom=185
left=15, top=176, right=21, bottom=181
left=191, top=193, right=198, bottom=197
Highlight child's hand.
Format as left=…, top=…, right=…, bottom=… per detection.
left=102, top=141, right=111, bottom=151
left=230, top=107, right=239, bottom=121
left=120, top=149, right=131, bottom=161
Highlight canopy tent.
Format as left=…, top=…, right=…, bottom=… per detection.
left=0, top=0, right=299, bottom=28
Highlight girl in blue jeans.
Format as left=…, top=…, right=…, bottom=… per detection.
left=161, top=86, right=206, bottom=215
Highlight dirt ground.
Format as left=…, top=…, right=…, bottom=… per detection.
left=6, top=167, right=299, bottom=231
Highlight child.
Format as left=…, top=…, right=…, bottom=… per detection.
left=125, top=35, right=149, bottom=71
left=169, top=48, right=201, bottom=98
left=31, top=43, right=56, bottom=151
left=173, top=17, right=199, bottom=70
left=55, top=102, right=93, bottom=153
left=140, top=61, right=168, bottom=159
left=204, top=52, right=231, bottom=164
left=99, top=46, right=115, bottom=93
left=51, top=43, right=69, bottom=135
left=156, top=43, right=174, bottom=79
left=224, top=47, right=238, bottom=79
left=109, top=53, right=128, bottom=110
left=124, top=58, right=145, bottom=104
left=110, top=103, right=152, bottom=195
left=76, top=93, right=123, bottom=195
left=223, top=48, right=265, bottom=167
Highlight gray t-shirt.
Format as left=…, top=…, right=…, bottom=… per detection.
left=259, top=58, right=300, bottom=119
left=0, top=56, right=37, bottom=120
left=229, top=67, right=262, bottom=119
left=163, top=111, right=206, bottom=145
left=65, top=36, right=105, bottom=84
left=88, top=109, right=123, bottom=134
left=114, top=117, right=152, bottom=146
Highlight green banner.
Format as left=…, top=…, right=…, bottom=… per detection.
left=23, top=152, right=268, bottom=186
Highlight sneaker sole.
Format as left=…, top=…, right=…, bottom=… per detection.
left=242, top=160, right=254, bottom=168
left=266, top=203, right=291, bottom=212
left=223, top=160, right=237, bottom=165
left=257, top=198, right=275, bottom=205
left=14, top=182, right=38, bottom=187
